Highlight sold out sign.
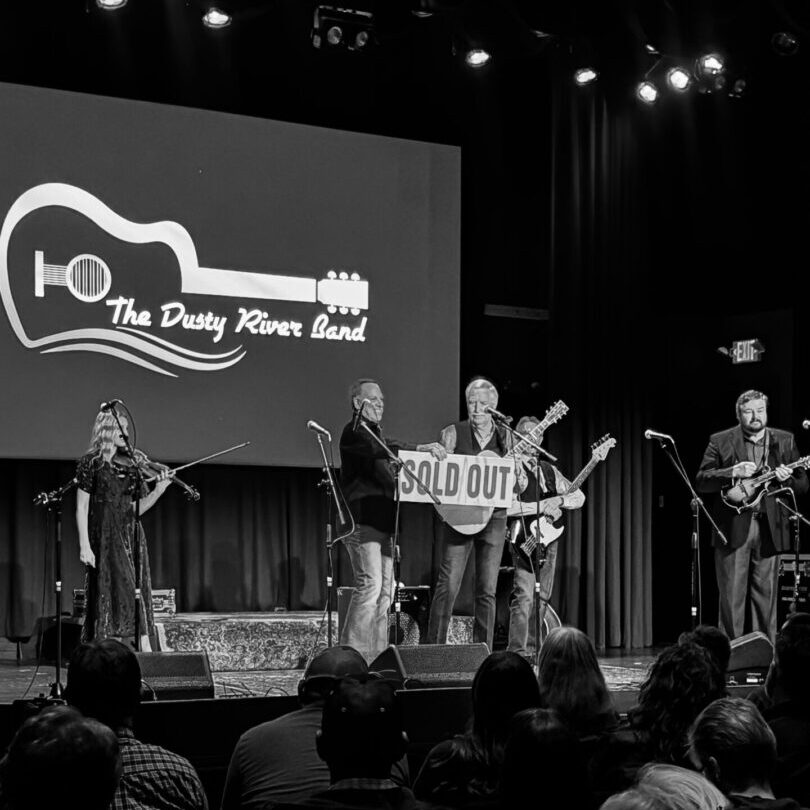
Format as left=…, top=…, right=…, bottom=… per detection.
left=397, top=451, right=516, bottom=507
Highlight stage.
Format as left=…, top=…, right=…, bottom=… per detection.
left=0, top=610, right=657, bottom=704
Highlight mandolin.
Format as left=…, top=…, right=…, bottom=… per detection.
left=720, top=455, right=810, bottom=514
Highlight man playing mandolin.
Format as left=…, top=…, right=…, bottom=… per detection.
left=696, top=389, right=808, bottom=639
left=507, top=416, right=585, bottom=659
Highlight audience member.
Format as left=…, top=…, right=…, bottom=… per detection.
left=757, top=614, right=810, bottom=807
left=413, top=650, right=540, bottom=808
left=589, top=642, right=726, bottom=801
left=635, top=763, right=729, bottom=809
left=537, top=626, right=618, bottom=737
left=679, top=625, right=732, bottom=682
left=500, top=708, right=592, bottom=810
left=222, top=645, right=406, bottom=810
left=271, top=676, right=415, bottom=810
left=689, top=696, right=806, bottom=809
left=0, top=704, right=121, bottom=810
left=64, top=639, right=208, bottom=810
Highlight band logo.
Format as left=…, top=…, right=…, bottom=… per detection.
left=0, top=183, right=370, bottom=377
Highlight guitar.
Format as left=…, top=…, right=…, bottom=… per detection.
left=510, top=435, right=616, bottom=564
left=720, top=455, right=810, bottom=514
left=434, top=400, right=569, bottom=535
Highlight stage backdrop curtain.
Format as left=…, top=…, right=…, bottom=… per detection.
left=0, top=459, right=441, bottom=641
left=545, top=81, right=655, bottom=650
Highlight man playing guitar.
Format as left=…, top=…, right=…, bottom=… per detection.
left=696, top=390, right=808, bottom=639
left=507, top=416, right=584, bottom=659
left=426, top=378, right=527, bottom=649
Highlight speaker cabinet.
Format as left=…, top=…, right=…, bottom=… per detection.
left=727, top=631, right=773, bottom=685
left=370, top=643, right=489, bottom=688
left=136, top=651, right=215, bottom=701
left=778, top=554, right=810, bottom=629
left=338, top=585, right=430, bottom=645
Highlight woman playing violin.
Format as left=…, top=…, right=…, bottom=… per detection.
left=75, top=408, right=172, bottom=648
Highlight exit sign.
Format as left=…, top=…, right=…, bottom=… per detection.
left=731, top=339, right=764, bottom=364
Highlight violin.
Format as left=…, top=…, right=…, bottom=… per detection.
left=126, top=449, right=201, bottom=502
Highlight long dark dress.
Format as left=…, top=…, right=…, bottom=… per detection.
left=76, top=453, right=156, bottom=647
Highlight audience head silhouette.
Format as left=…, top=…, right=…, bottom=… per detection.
left=537, top=625, right=616, bottom=735
left=678, top=625, right=731, bottom=680
left=299, top=645, right=368, bottom=705
left=0, top=705, right=121, bottom=810
left=64, top=639, right=142, bottom=730
left=317, top=676, right=406, bottom=780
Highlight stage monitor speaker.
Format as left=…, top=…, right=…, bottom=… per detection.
left=35, top=616, right=83, bottom=663
left=338, top=585, right=430, bottom=645
left=370, top=643, right=489, bottom=689
left=136, top=651, right=215, bottom=701
left=727, top=631, right=773, bottom=685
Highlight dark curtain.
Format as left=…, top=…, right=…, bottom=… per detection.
left=0, top=459, right=440, bottom=640
left=545, top=81, right=656, bottom=650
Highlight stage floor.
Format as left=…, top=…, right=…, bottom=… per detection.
left=0, top=637, right=657, bottom=704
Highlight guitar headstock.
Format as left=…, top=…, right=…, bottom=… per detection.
left=540, top=400, right=569, bottom=429
left=591, top=434, right=617, bottom=461
left=316, top=270, right=369, bottom=315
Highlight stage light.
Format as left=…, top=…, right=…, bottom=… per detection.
left=772, top=32, right=799, bottom=56
left=465, top=48, right=491, bottom=68
left=202, top=7, right=231, bottom=28
left=96, top=0, right=127, bottom=8
left=729, top=78, right=746, bottom=98
left=636, top=81, right=658, bottom=104
left=574, top=67, right=598, bottom=85
left=696, top=53, right=724, bottom=76
left=312, top=6, right=374, bottom=52
left=645, top=44, right=660, bottom=55
left=666, top=67, right=691, bottom=91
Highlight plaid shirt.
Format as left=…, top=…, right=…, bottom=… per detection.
left=114, top=727, right=208, bottom=810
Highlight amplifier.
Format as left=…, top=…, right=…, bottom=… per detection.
left=777, top=554, right=810, bottom=629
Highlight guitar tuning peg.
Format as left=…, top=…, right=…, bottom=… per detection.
left=351, top=272, right=360, bottom=281
left=339, top=306, right=348, bottom=314
left=327, top=270, right=337, bottom=279
left=350, top=307, right=360, bottom=316
left=327, top=305, right=336, bottom=314
left=339, top=271, right=348, bottom=280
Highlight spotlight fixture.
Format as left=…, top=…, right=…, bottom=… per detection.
left=312, top=6, right=374, bottom=52
left=202, top=7, right=231, bottom=28
left=696, top=53, right=724, bottom=76
left=666, top=67, right=691, bottom=91
left=644, top=44, right=660, bottom=55
left=465, top=48, right=492, bottom=68
left=636, top=81, right=659, bottom=104
left=574, top=67, right=598, bottom=85
left=772, top=31, right=799, bottom=56
left=729, top=78, right=747, bottom=98
left=96, top=0, right=127, bottom=8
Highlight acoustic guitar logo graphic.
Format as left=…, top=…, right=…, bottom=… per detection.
left=0, top=183, right=370, bottom=376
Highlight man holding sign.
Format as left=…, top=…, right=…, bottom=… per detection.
left=425, top=378, right=527, bottom=649
left=339, top=378, right=445, bottom=662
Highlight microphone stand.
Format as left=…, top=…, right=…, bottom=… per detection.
left=109, top=407, right=149, bottom=652
left=33, top=476, right=79, bottom=698
left=772, top=488, right=808, bottom=618
left=359, top=421, right=438, bottom=647
left=313, top=430, right=346, bottom=647
left=650, top=434, right=727, bottom=630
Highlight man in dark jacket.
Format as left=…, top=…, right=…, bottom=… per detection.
left=339, top=378, right=445, bottom=662
left=696, top=390, right=808, bottom=639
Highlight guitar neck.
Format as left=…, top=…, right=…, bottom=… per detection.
left=752, top=457, right=809, bottom=487
left=565, top=456, right=600, bottom=494
left=510, top=418, right=556, bottom=458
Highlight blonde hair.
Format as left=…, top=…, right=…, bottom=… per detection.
left=636, top=763, right=729, bottom=810
left=86, top=411, right=128, bottom=464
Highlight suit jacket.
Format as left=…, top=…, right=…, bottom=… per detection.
left=695, top=426, right=808, bottom=551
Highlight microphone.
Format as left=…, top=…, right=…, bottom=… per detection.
left=307, top=420, right=332, bottom=441
left=484, top=405, right=513, bottom=424
left=352, top=399, right=370, bottom=432
left=803, top=420, right=810, bottom=430
left=644, top=429, right=674, bottom=442
left=99, top=399, right=121, bottom=412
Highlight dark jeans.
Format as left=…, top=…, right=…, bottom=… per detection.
left=507, top=525, right=558, bottom=657
left=426, top=513, right=507, bottom=649
left=715, top=515, right=778, bottom=640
